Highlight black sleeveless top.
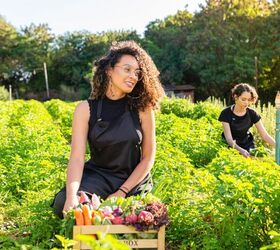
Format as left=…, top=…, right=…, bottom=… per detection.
left=218, top=105, right=261, bottom=149
left=80, top=96, right=152, bottom=199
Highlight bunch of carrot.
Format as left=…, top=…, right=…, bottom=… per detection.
left=74, top=204, right=94, bottom=225
left=74, top=191, right=101, bottom=226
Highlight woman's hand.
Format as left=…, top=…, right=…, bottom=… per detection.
left=63, top=196, right=79, bottom=217
left=240, top=148, right=250, bottom=158
left=107, top=189, right=126, bottom=199
left=255, top=120, right=275, bottom=147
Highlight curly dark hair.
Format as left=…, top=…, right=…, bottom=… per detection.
left=90, top=40, right=165, bottom=111
left=231, top=83, right=258, bottom=104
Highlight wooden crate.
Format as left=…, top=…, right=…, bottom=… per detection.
left=73, top=225, right=165, bottom=250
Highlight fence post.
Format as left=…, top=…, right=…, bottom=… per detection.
left=9, top=85, right=12, bottom=101
left=43, top=62, right=50, bottom=99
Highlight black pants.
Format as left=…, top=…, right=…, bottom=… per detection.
left=222, top=133, right=255, bottom=153
left=239, top=133, right=255, bottom=152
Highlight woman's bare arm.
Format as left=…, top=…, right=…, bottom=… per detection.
left=63, top=101, right=89, bottom=211
left=255, top=120, right=275, bottom=147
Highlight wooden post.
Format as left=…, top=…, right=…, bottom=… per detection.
left=9, top=85, right=12, bottom=101
left=43, top=62, right=50, bottom=99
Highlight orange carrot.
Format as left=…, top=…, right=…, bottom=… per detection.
left=82, top=204, right=92, bottom=225
left=74, top=208, right=84, bottom=226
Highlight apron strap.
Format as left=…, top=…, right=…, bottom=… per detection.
left=97, top=98, right=103, bottom=121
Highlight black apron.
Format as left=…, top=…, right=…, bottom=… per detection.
left=79, top=98, right=152, bottom=199
left=52, top=98, right=153, bottom=218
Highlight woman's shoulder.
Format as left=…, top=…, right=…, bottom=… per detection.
left=218, top=106, right=232, bottom=121
left=220, top=106, right=232, bottom=114
left=247, top=107, right=260, bottom=117
left=247, top=107, right=261, bottom=121
left=138, top=107, right=154, bottom=124
left=73, top=100, right=91, bottom=117
left=76, top=100, right=90, bottom=109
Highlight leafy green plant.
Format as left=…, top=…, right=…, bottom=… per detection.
left=52, top=235, right=77, bottom=250
left=156, top=113, right=223, bottom=167
left=1, top=97, right=279, bottom=250
left=44, top=99, right=77, bottom=142
left=76, top=233, right=131, bottom=250
left=260, top=231, right=280, bottom=250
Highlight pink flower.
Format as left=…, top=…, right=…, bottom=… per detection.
left=111, top=216, right=124, bottom=225
left=79, top=191, right=91, bottom=204
left=138, top=211, right=154, bottom=225
left=101, top=206, right=113, bottom=216
left=125, top=214, right=138, bottom=224
left=91, top=194, right=101, bottom=210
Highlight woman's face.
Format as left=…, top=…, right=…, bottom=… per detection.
left=234, top=91, right=252, bottom=109
left=107, top=54, right=141, bottom=96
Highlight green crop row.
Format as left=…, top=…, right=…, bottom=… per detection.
left=0, top=98, right=279, bottom=250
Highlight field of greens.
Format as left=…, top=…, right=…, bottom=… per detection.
left=0, top=98, right=279, bottom=250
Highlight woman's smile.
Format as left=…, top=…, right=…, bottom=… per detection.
left=124, top=80, right=135, bottom=88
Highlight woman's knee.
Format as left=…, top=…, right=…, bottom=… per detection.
left=52, top=188, right=66, bottom=219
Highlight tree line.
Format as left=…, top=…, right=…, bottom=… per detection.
left=0, top=0, right=279, bottom=103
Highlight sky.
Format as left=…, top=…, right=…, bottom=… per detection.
left=0, top=0, right=205, bottom=35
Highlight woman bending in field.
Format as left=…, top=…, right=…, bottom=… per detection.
left=218, top=83, right=275, bottom=157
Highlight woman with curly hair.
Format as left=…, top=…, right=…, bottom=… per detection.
left=218, top=83, right=275, bottom=157
left=52, top=40, right=165, bottom=218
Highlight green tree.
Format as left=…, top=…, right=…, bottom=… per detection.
left=144, top=10, right=193, bottom=86
left=258, top=6, right=280, bottom=102
left=0, top=20, right=54, bottom=98
left=20, top=23, right=54, bottom=94
left=184, top=0, right=274, bottom=99
left=0, top=15, right=22, bottom=97
left=49, top=30, right=140, bottom=99
left=144, top=0, right=279, bottom=102
left=0, top=15, right=18, bottom=74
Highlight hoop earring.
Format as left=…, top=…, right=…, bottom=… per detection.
left=109, top=81, right=115, bottom=98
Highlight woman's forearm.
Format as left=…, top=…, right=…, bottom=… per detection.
left=120, top=157, right=154, bottom=192
left=66, top=158, right=84, bottom=198
left=226, top=138, right=247, bottom=153
left=263, top=134, right=275, bottom=147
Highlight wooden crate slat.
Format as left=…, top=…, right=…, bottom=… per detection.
left=73, top=225, right=165, bottom=250
left=77, top=225, right=157, bottom=234
left=157, top=226, right=165, bottom=250
left=73, top=226, right=81, bottom=249
left=80, top=239, right=158, bottom=249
